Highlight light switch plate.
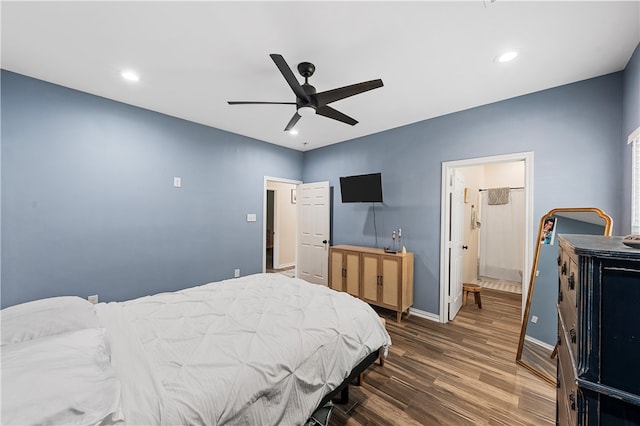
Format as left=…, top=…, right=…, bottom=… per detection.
left=247, top=214, right=257, bottom=222
left=173, top=177, right=181, bottom=188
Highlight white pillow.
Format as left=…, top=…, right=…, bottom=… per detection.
left=1, top=296, right=100, bottom=346
left=1, top=328, right=122, bottom=425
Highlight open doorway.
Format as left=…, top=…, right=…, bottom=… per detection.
left=263, top=177, right=301, bottom=276
left=266, top=189, right=275, bottom=270
left=439, top=152, right=534, bottom=323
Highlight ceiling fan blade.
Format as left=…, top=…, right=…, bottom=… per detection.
left=315, top=105, right=358, bottom=126
left=228, top=101, right=296, bottom=105
left=284, top=112, right=302, bottom=131
left=315, top=79, right=383, bottom=106
left=270, top=54, right=310, bottom=103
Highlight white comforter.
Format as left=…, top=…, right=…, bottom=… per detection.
left=95, top=273, right=391, bottom=425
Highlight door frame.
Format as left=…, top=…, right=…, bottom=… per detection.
left=263, top=176, right=303, bottom=273
left=438, top=152, right=534, bottom=323
left=448, top=168, right=465, bottom=321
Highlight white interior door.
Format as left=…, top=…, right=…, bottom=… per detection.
left=296, top=181, right=330, bottom=285
left=449, top=169, right=465, bottom=320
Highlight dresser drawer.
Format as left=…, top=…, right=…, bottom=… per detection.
left=558, top=299, right=578, bottom=369
left=558, top=248, right=578, bottom=319
left=558, top=319, right=578, bottom=425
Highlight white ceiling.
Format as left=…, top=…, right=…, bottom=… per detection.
left=2, top=1, right=639, bottom=152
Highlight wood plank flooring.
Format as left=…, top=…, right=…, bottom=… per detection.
left=330, top=289, right=556, bottom=425
left=520, top=338, right=557, bottom=384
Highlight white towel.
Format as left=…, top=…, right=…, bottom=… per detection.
left=487, top=187, right=510, bottom=205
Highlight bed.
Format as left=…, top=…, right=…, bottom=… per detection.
left=1, top=273, right=391, bottom=425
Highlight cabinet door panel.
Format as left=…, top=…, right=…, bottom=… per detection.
left=329, top=251, right=344, bottom=291
left=362, top=254, right=379, bottom=302
left=381, top=257, right=400, bottom=307
left=600, top=262, right=640, bottom=396
left=345, top=252, right=360, bottom=296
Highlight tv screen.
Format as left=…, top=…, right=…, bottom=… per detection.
left=339, top=173, right=383, bottom=203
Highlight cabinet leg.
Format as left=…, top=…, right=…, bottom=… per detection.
left=396, top=311, right=402, bottom=323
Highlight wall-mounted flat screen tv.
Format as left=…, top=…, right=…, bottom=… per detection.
left=339, top=173, right=383, bottom=203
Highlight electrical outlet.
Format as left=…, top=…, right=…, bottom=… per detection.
left=88, top=295, right=98, bottom=304
left=173, top=177, right=181, bottom=188
left=234, top=269, right=240, bottom=278
left=531, top=315, right=538, bottom=324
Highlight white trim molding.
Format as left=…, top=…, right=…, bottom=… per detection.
left=524, top=334, right=555, bottom=352
left=409, top=307, right=440, bottom=322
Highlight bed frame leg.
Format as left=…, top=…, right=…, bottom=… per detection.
left=334, top=385, right=350, bottom=405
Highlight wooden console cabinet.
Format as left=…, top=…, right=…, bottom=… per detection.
left=329, top=245, right=414, bottom=322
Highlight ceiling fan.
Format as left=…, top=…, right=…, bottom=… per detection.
left=228, top=54, right=384, bottom=132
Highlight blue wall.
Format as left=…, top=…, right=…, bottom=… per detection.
left=303, top=72, right=624, bottom=316
left=621, top=43, right=640, bottom=235
left=1, top=70, right=303, bottom=308
left=2, top=45, right=637, bottom=318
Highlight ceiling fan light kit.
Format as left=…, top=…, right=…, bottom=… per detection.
left=297, top=106, right=315, bottom=116
left=228, top=54, right=383, bottom=132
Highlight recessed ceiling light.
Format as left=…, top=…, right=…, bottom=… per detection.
left=289, top=129, right=299, bottom=135
left=121, top=70, right=140, bottom=82
left=496, top=51, right=518, bottom=63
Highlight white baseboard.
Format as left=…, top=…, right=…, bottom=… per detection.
left=524, top=334, right=555, bottom=351
left=408, top=307, right=440, bottom=322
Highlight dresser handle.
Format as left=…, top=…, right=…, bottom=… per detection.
left=569, top=392, right=576, bottom=411
left=561, top=262, right=567, bottom=275
left=557, top=256, right=562, bottom=266
left=570, top=328, right=577, bottom=344
left=568, top=273, right=575, bottom=290
left=559, top=289, right=563, bottom=302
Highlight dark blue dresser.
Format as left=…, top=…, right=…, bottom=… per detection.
left=557, top=234, right=640, bottom=425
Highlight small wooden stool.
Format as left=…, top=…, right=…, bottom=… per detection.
left=462, top=283, right=483, bottom=308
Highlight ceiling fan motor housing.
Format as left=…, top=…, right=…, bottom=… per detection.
left=297, top=62, right=315, bottom=78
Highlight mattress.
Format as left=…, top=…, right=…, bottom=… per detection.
left=95, top=273, right=391, bottom=425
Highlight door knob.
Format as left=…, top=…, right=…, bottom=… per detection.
left=462, top=245, right=468, bottom=250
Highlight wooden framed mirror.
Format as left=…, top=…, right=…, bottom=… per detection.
left=515, top=207, right=613, bottom=384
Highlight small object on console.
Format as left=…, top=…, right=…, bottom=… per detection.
left=622, top=234, right=640, bottom=248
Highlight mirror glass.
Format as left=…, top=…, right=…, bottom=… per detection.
left=516, top=207, right=613, bottom=384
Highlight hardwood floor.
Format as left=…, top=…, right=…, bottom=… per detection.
left=520, top=338, right=557, bottom=384
left=330, top=289, right=556, bottom=425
